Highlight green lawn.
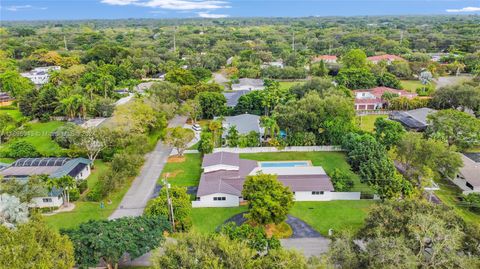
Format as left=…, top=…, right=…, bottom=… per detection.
left=434, top=178, right=480, bottom=226
left=0, top=158, right=14, bottom=163
left=278, top=80, right=306, bottom=90
left=290, top=201, right=376, bottom=235
left=160, top=153, right=202, bottom=187
left=401, top=80, right=435, bottom=93
left=0, top=107, right=24, bottom=121
left=44, top=160, right=124, bottom=230
left=191, top=206, right=247, bottom=234
left=357, top=115, right=387, bottom=132
left=240, top=152, right=372, bottom=193
left=0, top=121, right=66, bottom=157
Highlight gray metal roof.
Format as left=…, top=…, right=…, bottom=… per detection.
left=223, top=90, right=250, bottom=107
left=0, top=158, right=91, bottom=179
left=219, top=114, right=263, bottom=135
left=389, top=108, right=437, bottom=131
left=459, top=154, right=480, bottom=187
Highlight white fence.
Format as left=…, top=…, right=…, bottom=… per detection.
left=329, top=192, right=361, bottom=200
left=213, top=145, right=344, bottom=153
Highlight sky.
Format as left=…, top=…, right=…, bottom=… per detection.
left=0, top=0, right=480, bottom=21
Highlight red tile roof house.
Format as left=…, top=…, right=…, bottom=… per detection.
left=367, top=54, right=406, bottom=64
left=354, top=87, right=417, bottom=111
left=192, top=152, right=360, bottom=208
left=312, top=55, right=338, bottom=64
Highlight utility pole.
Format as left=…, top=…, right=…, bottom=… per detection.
left=63, top=35, right=68, bottom=51
left=292, top=32, right=295, bottom=52
left=173, top=26, right=177, bottom=52
left=163, top=174, right=175, bottom=232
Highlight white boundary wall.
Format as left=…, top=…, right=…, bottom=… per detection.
left=213, top=146, right=344, bottom=154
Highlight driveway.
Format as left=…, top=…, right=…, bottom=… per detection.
left=109, top=116, right=187, bottom=219
left=222, top=213, right=330, bottom=257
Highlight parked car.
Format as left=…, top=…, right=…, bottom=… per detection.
left=192, top=124, right=202, bottom=131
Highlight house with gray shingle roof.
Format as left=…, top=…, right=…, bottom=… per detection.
left=231, top=78, right=265, bottom=91
left=0, top=157, right=92, bottom=208
left=452, top=154, right=480, bottom=194
left=216, top=114, right=264, bottom=140
left=193, top=152, right=340, bottom=208
left=389, top=108, right=437, bottom=131
left=223, top=90, right=250, bottom=107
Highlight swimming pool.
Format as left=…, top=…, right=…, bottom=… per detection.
left=259, top=161, right=311, bottom=168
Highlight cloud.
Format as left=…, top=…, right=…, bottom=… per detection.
left=5, top=5, right=47, bottom=11
left=197, top=12, right=229, bottom=18
left=101, top=0, right=230, bottom=10
left=446, top=7, right=480, bottom=13
left=101, top=0, right=139, bottom=6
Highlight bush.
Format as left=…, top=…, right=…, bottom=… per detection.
left=111, top=152, right=142, bottom=177
left=330, top=168, right=354, bottom=191
left=415, top=85, right=435, bottom=96
left=462, top=193, right=480, bottom=213
left=7, top=140, right=40, bottom=158
left=69, top=188, right=80, bottom=202
left=86, top=183, right=103, bottom=201
left=77, top=179, right=88, bottom=194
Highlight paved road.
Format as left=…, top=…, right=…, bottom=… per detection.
left=280, top=237, right=330, bottom=257
left=285, top=215, right=321, bottom=238
left=109, top=116, right=187, bottom=219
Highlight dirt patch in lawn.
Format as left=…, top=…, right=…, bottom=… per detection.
left=167, top=156, right=186, bottom=163
left=163, top=170, right=183, bottom=178
left=265, top=222, right=293, bottom=239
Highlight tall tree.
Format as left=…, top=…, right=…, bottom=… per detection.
left=0, top=217, right=75, bottom=269
left=242, top=173, right=294, bottom=226
left=144, top=186, right=192, bottom=231
left=341, top=49, right=368, bottom=69
left=374, top=117, right=405, bottom=150
left=426, top=109, right=480, bottom=150
left=164, top=127, right=195, bottom=157
left=63, top=216, right=171, bottom=269
left=395, top=132, right=463, bottom=186
left=197, top=92, right=226, bottom=119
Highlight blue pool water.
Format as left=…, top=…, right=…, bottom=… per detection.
left=259, top=161, right=309, bottom=168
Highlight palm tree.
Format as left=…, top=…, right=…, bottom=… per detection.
left=260, top=116, right=280, bottom=141
left=46, top=176, right=76, bottom=206
left=208, top=120, right=222, bottom=147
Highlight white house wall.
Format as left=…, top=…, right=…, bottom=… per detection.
left=76, top=165, right=91, bottom=180
left=192, top=193, right=239, bottom=208
left=294, top=191, right=332, bottom=201
left=31, top=196, right=63, bottom=208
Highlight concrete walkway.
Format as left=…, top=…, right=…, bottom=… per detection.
left=109, top=116, right=187, bottom=219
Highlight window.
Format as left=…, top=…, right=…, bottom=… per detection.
left=466, top=182, right=474, bottom=190
left=312, top=191, right=324, bottom=195
left=42, top=198, right=52, bottom=203
left=196, top=197, right=201, bottom=201
left=213, top=197, right=226, bottom=201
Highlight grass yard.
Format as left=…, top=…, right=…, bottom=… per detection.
left=0, top=158, right=14, bottom=163
left=400, top=80, right=435, bottom=92
left=278, top=80, right=306, bottom=90
left=160, top=153, right=202, bottom=187
left=43, top=160, right=125, bottom=230
left=191, top=206, right=247, bottom=234
left=0, top=121, right=66, bottom=157
left=290, top=200, right=376, bottom=235
left=240, top=152, right=372, bottom=193
left=0, top=107, right=24, bottom=121
left=434, top=178, right=480, bottom=226
left=357, top=114, right=387, bottom=132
